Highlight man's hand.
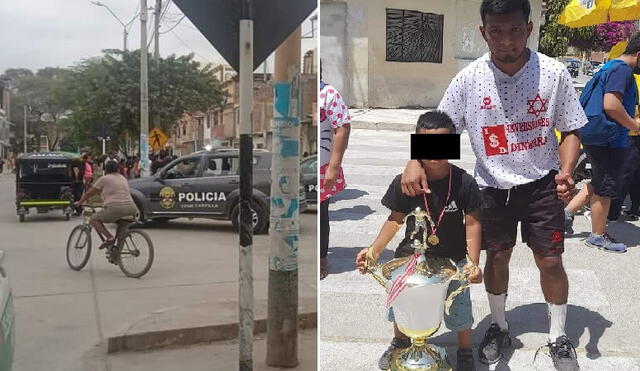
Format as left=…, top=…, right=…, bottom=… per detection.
left=464, top=263, right=483, bottom=284
left=555, top=172, right=575, bottom=203
left=400, top=160, right=430, bottom=197
left=355, top=248, right=371, bottom=274
left=324, top=164, right=339, bottom=192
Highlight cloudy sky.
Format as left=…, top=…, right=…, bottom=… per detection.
left=0, top=0, right=317, bottom=73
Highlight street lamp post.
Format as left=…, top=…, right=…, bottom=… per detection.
left=91, top=1, right=138, bottom=51
left=23, top=106, right=27, bottom=154
left=97, top=136, right=110, bottom=155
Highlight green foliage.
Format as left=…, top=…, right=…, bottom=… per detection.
left=3, top=51, right=225, bottom=154
left=539, top=0, right=598, bottom=57
left=3, top=67, right=72, bottom=151
left=62, top=50, right=225, bottom=153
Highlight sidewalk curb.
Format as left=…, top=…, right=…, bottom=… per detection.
left=350, top=121, right=415, bottom=131
left=107, top=311, right=317, bottom=354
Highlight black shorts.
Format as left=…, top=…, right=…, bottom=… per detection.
left=479, top=171, right=565, bottom=257
left=583, top=145, right=626, bottom=199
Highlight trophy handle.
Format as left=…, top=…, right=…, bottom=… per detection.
left=364, top=248, right=390, bottom=290
left=444, top=255, right=476, bottom=315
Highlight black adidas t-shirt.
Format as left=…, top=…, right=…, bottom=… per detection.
left=381, top=165, right=483, bottom=262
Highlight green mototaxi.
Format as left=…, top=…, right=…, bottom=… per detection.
left=15, top=152, right=82, bottom=222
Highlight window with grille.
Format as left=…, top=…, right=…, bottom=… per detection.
left=386, top=8, right=444, bottom=63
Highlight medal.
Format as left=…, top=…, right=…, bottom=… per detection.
left=428, top=234, right=440, bottom=245
left=423, top=165, right=452, bottom=247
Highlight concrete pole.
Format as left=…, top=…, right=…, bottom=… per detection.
left=266, top=26, right=301, bottom=368
left=262, top=60, right=268, bottom=149
left=140, top=0, right=150, bottom=176
left=123, top=29, right=128, bottom=52
left=239, top=1, right=254, bottom=370
left=154, top=0, right=161, bottom=61
left=23, top=106, right=27, bottom=154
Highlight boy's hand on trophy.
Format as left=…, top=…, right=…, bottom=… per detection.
left=355, top=248, right=370, bottom=274
left=465, top=264, right=483, bottom=284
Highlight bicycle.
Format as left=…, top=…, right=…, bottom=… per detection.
left=66, top=205, right=154, bottom=278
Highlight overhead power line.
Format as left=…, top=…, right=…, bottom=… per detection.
left=160, top=15, right=186, bottom=34
left=170, top=29, right=214, bottom=63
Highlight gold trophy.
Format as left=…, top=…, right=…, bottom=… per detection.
left=364, top=207, right=474, bottom=371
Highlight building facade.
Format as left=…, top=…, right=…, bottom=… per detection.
left=321, top=0, right=544, bottom=108
left=173, top=59, right=317, bottom=156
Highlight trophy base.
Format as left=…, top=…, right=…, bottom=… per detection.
left=391, top=340, right=451, bottom=371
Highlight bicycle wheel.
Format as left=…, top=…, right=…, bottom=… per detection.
left=117, top=230, right=154, bottom=278
left=66, top=225, right=92, bottom=271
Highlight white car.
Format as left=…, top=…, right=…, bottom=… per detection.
left=0, top=251, right=14, bottom=371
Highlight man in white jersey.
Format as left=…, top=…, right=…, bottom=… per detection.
left=400, top=1, right=586, bottom=370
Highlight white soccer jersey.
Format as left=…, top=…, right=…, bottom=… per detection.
left=438, top=51, right=587, bottom=189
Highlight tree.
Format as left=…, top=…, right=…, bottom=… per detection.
left=1, top=67, right=72, bottom=152
left=539, top=0, right=597, bottom=57
left=62, top=50, right=225, bottom=154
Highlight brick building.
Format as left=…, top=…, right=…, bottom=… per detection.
left=172, top=55, right=317, bottom=156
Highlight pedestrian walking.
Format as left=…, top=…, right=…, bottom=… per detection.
left=608, top=103, right=640, bottom=222
left=71, top=160, right=84, bottom=215
left=319, top=73, right=351, bottom=280
left=400, top=1, right=585, bottom=369
left=571, top=32, right=640, bottom=252
left=82, top=154, right=94, bottom=188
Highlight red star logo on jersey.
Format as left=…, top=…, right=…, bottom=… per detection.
left=527, top=93, right=548, bottom=117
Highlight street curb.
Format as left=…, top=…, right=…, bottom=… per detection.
left=350, top=121, right=415, bottom=131
left=107, top=311, right=317, bottom=354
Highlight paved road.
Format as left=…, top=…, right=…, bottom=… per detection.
left=320, top=129, right=640, bottom=370
left=0, top=174, right=317, bottom=371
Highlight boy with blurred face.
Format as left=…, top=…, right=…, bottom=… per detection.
left=356, top=111, right=483, bottom=370
left=400, top=1, right=586, bottom=370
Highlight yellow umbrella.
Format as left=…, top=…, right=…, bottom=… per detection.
left=609, top=0, right=640, bottom=22
left=608, top=40, right=628, bottom=58
left=559, top=0, right=610, bottom=28
left=559, top=0, right=640, bottom=28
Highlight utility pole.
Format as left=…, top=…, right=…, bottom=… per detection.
left=23, top=105, right=27, bottom=154
left=238, top=1, right=254, bottom=370
left=154, top=0, right=161, bottom=61
left=267, top=26, right=301, bottom=367
left=262, top=60, right=268, bottom=149
left=140, top=0, right=150, bottom=176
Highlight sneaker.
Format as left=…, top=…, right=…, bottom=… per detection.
left=564, top=211, right=574, bottom=235
left=548, top=336, right=579, bottom=371
left=585, top=233, right=627, bottom=253
left=622, top=210, right=640, bottom=221
left=378, top=337, right=410, bottom=370
left=457, top=348, right=476, bottom=371
left=627, top=208, right=640, bottom=216
left=478, top=323, right=511, bottom=364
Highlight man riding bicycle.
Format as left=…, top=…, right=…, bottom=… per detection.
left=75, top=160, right=139, bottom=247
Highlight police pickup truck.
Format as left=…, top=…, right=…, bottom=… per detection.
left=128, top=149, right=306, bottom=234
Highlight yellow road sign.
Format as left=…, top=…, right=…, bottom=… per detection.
left=149, top=127, right=169, bottom=151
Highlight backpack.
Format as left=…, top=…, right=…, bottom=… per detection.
left=578, top=59, right=627, bottom=146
